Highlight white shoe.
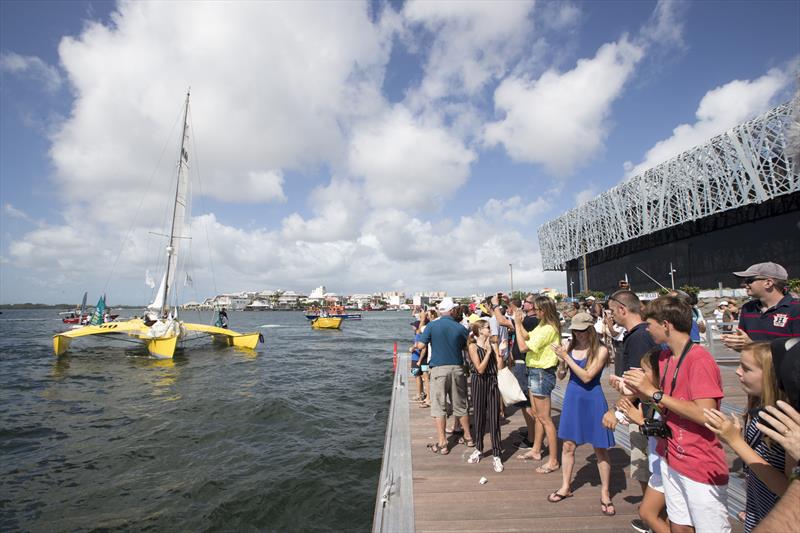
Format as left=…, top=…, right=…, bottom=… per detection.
left=467, top=449, right=482, bottom=464
left=492, top=456, right=504, bottom=473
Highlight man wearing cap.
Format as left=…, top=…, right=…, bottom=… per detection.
left=722, top=262, right=800, bottom=351
left=415, top=298, right=474, bottom=454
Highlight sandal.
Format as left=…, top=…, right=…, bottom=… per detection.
left=547, top=491, right=573, bottom=503
left=419, top=402, right=430, bottom=408
left=600, top=501, right=616, bottom=516
left=427, top=442, right=450, bottom=455
left=536, top=463, right=560, bottom=474
left=458, top=436, right=475, bottom=447
left=445, top=428, right=464, bottom=435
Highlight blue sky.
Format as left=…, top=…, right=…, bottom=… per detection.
left=1, top=0, right=798, bottom=305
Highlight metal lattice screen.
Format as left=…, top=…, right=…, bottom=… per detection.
left=538, top=102, right=799, bottom=271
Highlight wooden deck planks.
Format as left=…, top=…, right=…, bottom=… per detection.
left=408, top=364, right=745, bottom=533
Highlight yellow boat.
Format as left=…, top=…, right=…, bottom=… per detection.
left=311, top=317, right=343, bottom=329
left=52, top=92, right=262, bottom=359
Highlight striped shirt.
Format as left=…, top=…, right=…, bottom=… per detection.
left=744, top=415, right=786, bottom=533
left=738, top=295, right=800, bottom=340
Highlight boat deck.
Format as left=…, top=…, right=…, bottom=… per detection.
left=407, top=362, right=746, bottom=532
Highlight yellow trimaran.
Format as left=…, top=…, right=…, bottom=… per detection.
left=53, top=92, right=261, bottom=359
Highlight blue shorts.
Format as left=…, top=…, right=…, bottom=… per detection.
left=528, top=367, right=557, bottom=397
left=511, top=361, right=531, bottom=406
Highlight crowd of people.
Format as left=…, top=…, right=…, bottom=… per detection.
left=407, top=261, right=800, bottom=532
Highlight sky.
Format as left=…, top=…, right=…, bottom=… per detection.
left=1, top=0, right=798, bottom=305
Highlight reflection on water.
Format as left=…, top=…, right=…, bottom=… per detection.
left=1, top=309, right=407, bottom=532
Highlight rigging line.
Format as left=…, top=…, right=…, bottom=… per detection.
left=100, top=102, right=186, bottom=299
left=187, top=105, right=220, bottom=306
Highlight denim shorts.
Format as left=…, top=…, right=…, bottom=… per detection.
left=528, top=366, right=557, bottom=397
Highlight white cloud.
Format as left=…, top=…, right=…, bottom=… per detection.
left=403, top=0, right=535, bottom=105
left=575, top=187, right=596, bottom=206
left=3, top=203, right=33, bottom=222
left=348, top=106, right=476, bottom=209
left=0, top=52, right=62, bottom=92
left=639, top=0, right=687, bottom=50
left=484, top=37, right=644, bottom=176
left=281, top=179, right=364, bottom=242
left=50, top=0, right=393, bottom=219
left=625, top=67, right=793, bottom=177
left=480, top=196, right=551, bottom=224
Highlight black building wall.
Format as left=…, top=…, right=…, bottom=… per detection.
left=564, top=192, right=800, bottom=294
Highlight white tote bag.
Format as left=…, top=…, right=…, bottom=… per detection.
left=497, top=367, right=527, bottom=406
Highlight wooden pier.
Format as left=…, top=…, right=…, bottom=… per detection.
left=407, top=363, right=745, bottom=532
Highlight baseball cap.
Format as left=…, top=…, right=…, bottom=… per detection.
left=570, top=312, right=595, bottom=331
left=733, top=262, right=788, bottom=280
left=586, top=296, right=596, bottom=301
left=771, top=338, right=800, bottom=409
left=437, top=298, right=455, bottom=312
left=718, top=301, right=729, bottom=307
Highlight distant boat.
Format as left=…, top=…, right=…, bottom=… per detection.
left=311, top=316, right=343, bottom=329
left=305, top=304, right=361, bottom=320
left=53, top=92, right=262, bottom=359
left=60, top=292, right=119, bottom=324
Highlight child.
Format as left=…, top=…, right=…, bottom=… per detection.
left=617, top=348, right=669, bottom=533
left=466, top=319, right=505, bottom=473
left=703, top=342, right=790, bottom=533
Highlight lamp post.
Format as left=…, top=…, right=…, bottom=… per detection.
left=669, top=262, right=677, bottom=290
left=569, top=279, right=574, bottom=299
left=509, top=263, right=514, bottom=296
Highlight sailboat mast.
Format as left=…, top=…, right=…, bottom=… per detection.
left=161, top=90, right=191, bottom=317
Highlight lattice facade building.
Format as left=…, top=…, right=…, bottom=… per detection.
left=538, top=101, right=800, bottom=293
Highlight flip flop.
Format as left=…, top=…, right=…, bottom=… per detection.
left=457, top=436, right=475, bottom=447
left=518, top=451, right=543, bottom=461
left=536, top=463, right=560, bottom=474
left=601, top=501, right=616, bottom=516
left=547, top=491, right=573, bottom=503
left=419, top=402, right=430, bottom=408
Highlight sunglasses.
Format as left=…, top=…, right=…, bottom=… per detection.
left=743, top=277, right=768, bottom=284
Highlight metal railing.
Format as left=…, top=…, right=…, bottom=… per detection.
left=372, top=349, right=415, bottom=533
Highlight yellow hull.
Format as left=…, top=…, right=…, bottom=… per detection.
left=53, top=319, right=262, bottom=359
left=311, top=317, right=343, bottom=329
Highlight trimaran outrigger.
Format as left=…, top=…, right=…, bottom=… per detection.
left=53, top=92, right=262, bottom=359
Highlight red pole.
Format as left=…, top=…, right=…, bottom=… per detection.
left=393, top=341, right=398, bottom=372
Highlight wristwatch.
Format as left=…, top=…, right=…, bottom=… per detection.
left=652, top=390, right=664, bottom=404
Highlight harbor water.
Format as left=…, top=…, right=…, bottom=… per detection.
left=0, top=310, right=409, bottom=531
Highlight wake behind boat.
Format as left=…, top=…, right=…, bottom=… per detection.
left=53, top=92, right=262, bottom=359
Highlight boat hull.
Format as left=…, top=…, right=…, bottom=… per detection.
left=53, top=319, right=262, bottom=358
left=311, top=317, right=343, bottom=329
left=305, top=313, right=361, bottom=320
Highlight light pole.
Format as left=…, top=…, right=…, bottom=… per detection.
left=509, top=263, right=514, bottom=296
left=569, top=279, right=574, bottom=299
left=669, top=262, right=677, bottom=290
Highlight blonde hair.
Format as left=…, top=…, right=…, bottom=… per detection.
left=534, top=296, right=561, bottom=336
left=468, top=319, right=488, bottom=344
left=742, top=341, right=786, bottom=446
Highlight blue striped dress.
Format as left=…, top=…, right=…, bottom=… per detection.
left=744, top=415, right=786, bottom=533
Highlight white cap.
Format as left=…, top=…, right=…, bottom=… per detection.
left=586, top=296, right=596, bottom=301
left=718, top=300, right=729, bottom=307
left=437, top=298, right=456, bottom=312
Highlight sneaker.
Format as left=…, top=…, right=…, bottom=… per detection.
left=630, top=518, right=650, bottom=533
left=467, top=449, right=482, bottom=464
left=492, top=456, right=504, bottom=473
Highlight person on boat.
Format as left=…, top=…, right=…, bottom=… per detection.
left=217, top=308, right=229, bottom=328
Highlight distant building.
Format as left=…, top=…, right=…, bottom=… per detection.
left=309, top=286, right=326, bottom=300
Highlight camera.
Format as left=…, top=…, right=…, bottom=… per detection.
left=640, top=418, right=671, bottom=438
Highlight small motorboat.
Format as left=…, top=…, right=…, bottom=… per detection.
left=311, top=316, right=343, bottom=329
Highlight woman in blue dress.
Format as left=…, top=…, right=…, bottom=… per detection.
left=547, top=312, right=616, bottom=516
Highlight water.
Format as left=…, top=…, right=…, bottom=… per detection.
left=0, top=310, right=410, bottom=532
